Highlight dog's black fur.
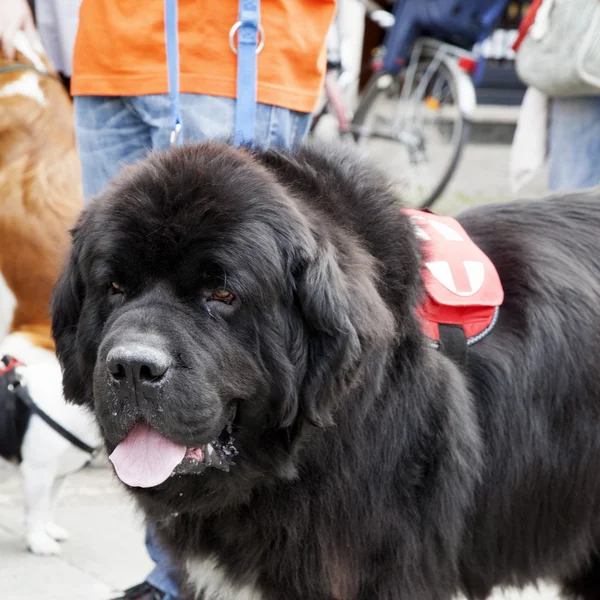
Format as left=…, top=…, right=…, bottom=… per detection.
left=51, top=142, right=600, bottom=599
left=0, top=363, right=31, bottom=462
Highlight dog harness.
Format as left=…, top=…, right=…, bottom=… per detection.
left=0, top=356, right=98, bottom=457
left=406, top=210, right=504, bottom=366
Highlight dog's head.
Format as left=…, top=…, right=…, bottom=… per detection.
left=51, top=143, right=396, bottom=504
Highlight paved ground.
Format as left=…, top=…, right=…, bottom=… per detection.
left=0, top=129, right=555, bottom=600
left=429, top=136, right=547, bottom=215
left=0, top=461, right=152, bottom=599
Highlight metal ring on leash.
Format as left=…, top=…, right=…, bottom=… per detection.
left=229, top=21, right=265, bottom=55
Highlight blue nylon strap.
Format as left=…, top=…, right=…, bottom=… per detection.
left=164, top=0, right=182, bottom=146
left=164, top=0, right=260, bottom=147
left=234, top=0, right=260, bottom=146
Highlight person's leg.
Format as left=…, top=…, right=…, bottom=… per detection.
left=129, top=93, right=310, bottom=151
left=548, top=96, right=600, bottom=191
left=74, top=96, right=152, bottom=200
left=144, top=527, right=180, bottom=600
left=253, top=102, right=311, bottom=149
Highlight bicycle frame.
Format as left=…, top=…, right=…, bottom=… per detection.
left=346, top=37, right=476, bottom=141
left=401, top=38, right=477, bottom=119
left=315, top=0, right=480, bottom=136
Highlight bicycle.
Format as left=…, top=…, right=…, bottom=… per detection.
left=312, top=0, right=510, bottom=209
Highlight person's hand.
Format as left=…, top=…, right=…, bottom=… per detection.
left=0, top=0, right=39, bottom=59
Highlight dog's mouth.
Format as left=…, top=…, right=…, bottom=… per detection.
left=108, top=409, right=238, bottom=489
left=173, top=422, right=238, bottom=477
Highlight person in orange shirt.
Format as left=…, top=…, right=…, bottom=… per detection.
left=71, top=2, right=335, bottom=599
left=73, top=0, right=335, bottom=200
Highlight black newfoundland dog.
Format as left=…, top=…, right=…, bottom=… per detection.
left=52, top=142, right=600, bottom=600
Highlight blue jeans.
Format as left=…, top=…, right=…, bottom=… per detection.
left=74, top=93, right=311, bottom=600
left=144, top=527, right=180, bottom=599
left=548, top=96, right=600, bottom=191
left=75, top=94, right=311, bottom=200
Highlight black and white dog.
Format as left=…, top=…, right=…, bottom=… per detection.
left=0, top=331, right=100, bottom=555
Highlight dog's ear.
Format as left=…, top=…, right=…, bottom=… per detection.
left=51, top=229, right=88, bottom=405
left=293, top=236, right=395, bottom=428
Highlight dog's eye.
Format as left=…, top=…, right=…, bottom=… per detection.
left=109, top=282, right=123, bottom=295
left=209, top=290, right=235, bottom=304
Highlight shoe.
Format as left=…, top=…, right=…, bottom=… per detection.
left=110, top=581, right=167, bottom=600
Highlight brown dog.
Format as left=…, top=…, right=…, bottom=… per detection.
left=0, top=31, right=81, bottom=347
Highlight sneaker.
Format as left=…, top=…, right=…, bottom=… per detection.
left=110, top=581, right=167, bottom=600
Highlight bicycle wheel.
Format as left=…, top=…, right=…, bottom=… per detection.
left=351, top=60, right=470, bottom=209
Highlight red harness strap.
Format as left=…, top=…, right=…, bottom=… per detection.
left=404, top=210, right=504, bottom=349
left=0, top=356, right=23, bottom=376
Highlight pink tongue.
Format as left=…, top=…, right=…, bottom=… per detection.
left=109, top=422, right=186, bottom=488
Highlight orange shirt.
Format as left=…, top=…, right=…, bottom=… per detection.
left=72, top=0, right=336, bottom=114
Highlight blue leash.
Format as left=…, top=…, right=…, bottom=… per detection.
left=164, top=0, right=182, bottom=146
left=164, top=0, right=262, bottom=148
left=230, top=0, right=263, bottom=146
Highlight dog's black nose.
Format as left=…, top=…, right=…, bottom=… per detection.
left=106, top=346, right=170, bottom=386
